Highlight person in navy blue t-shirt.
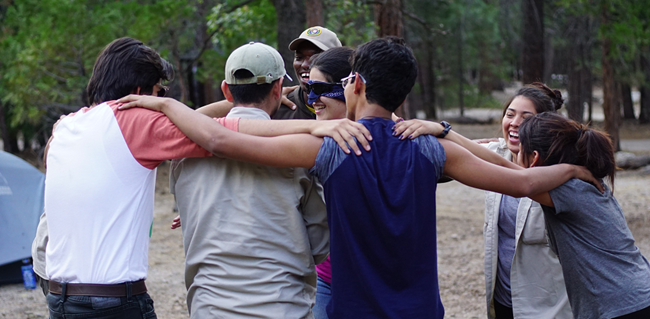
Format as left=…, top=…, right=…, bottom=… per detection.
left=118, top=37, right=599, bottom=319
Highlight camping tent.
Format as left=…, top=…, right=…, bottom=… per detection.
left=0, top=151, right=45, bottom=285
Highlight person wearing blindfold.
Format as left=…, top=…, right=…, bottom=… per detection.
left=307, top=47, right=353, bottom=122
left=303, top=46, right=353, bottom=319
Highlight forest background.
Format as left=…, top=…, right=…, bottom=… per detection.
left=1, top=0, right=649, bottom=162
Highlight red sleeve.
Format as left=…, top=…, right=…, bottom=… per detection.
left=108, top=101, right=239, bottom=169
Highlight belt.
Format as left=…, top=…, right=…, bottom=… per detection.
left=49, top=279, right=147, bottom=297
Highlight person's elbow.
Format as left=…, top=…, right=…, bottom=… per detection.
left=205, top=133, right=231, bottom=158
left=513, top=176, right=537, bottom=198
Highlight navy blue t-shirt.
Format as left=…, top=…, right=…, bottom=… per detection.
left=310, top=118, right=446, bottom=319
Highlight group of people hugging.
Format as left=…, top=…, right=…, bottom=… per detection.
left=32, top=25, right=650, bottom=319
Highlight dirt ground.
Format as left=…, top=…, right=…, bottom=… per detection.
left=1, top=124, right=649, bottom=319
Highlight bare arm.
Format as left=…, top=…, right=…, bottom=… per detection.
left=394, top=119, right=518, bottom=169
left=439, top=138, right=596, bottom=203
left=196, top=100, right=234, bottom=117
left=238, top=119, right=372, bottom=155
left=445, top=130, right=519, bottom=169
left=117, top=95, right=322, bottom=168
left=120, top=95, right=370, bottom=155
left=196, top=86, right=298, bottom=117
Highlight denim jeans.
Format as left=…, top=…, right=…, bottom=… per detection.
left=46, top=282, right=156, bottom=319
left=313, top=276, right=331, bottom=319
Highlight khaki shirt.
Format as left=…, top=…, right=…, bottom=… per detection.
left=171, top=107, right=328, bottom=319
left=483, top=138, right=572, bottom=319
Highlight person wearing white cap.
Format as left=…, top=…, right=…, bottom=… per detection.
left=166, top=42, right=329, bottom=319
left=196, top=26, right=342, bottom=121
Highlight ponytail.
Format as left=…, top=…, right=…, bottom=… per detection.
left=519, top=113, right=616, bottom=190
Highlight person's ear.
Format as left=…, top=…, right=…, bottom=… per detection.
left=272, top=78, right=284, bottom=100
left=353, top=72, right=363, bottom=94
left=529, top=150, right=541, bottom=168
left=221, top=81, right=234, bottom=102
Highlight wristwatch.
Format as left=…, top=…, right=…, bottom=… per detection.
left=437, top=121, right=452, bottom=138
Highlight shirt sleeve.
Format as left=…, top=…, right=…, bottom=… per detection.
left=309, top=137, right=348, bottom=184
left=547, top=179, right=582, bottom=215
left=298, top=175, right=329, bottom=264
left=109, top=102, right=239, bottom=169
left=412, top=135, right=447, bottom=182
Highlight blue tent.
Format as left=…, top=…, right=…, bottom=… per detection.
left=0, top=151, right=44, bottom=284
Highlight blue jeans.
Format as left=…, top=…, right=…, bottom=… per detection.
left=47, top=283, right=156, bottom=319
left=313, top=276, right=331, bottom=319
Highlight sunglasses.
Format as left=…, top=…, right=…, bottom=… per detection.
left=306, top=81, right=342, bottom=95
left=156, top=83, right=169, bottom=97
left=341, top=73, right=366, bottom=88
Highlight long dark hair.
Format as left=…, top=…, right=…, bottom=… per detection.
left=502, top=82, right=564, bottom=117
left=519, top=112, right=616, bottom=189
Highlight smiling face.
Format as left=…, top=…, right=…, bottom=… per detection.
left=502, top=96, right=537, bottom=156
left=293, top=42, right=322, bottom=92
left=309, top=67, right=347, bottom=121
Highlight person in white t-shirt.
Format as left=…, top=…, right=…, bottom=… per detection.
left=42, top=37, right=235, bottom=319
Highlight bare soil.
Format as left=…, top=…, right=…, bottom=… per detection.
left=1, top=124, right=649, bottom=319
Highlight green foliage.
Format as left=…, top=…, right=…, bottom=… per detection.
left=324, top=0, right=376, bottom=48
left=204, top=0, right=277, bottom=83
left=0, top=0, right=184, bottom=129
left=556, top=0, right=650, bottom=84
left=405, top=0, right=509, bottom=109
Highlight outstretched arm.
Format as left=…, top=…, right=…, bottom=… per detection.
left=237, top=119, right=372, bottom=155
left=394, top=119, right=517, bottom=169
left=117, top=95, right=322, bottom=168
left=439, top=139, right=597, bottom=206
left=196, top=86, right=298, bottom=117
left=118, top=95, right=369, bottom=155
left=196, top=100, right=235, bottom=118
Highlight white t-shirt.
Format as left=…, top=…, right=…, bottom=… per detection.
left=45, top=101, right=235, bottom=284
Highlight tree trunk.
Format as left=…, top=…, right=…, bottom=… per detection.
left=186, top=1, right=215, bottom=108
left=567, top=58, right=584, bottom=122
left=620, top=82, right=635, bottom=119
left=374, top=0, right=402, bottom=38
left=521, top=0, right=544, bottom=83
left=582, top=67, right=593, bottom=124
left=640, top=87, right=650, bottom=124
left=373, top=0, right=407, bottom=117
left=0, top=100, right=13, bottom=153
left=565, top=14, right=595, bottom=123
left=601, top=35, right=621, bottom=151
left=640, top=53, right=650, bottom=124
left=306, top=0, right=323, bottom=27
left=272, top=0, right=306, bottom=87
left=423, top=38, right=436, bottom=119
left=188, top=62, right=206, bottom=108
